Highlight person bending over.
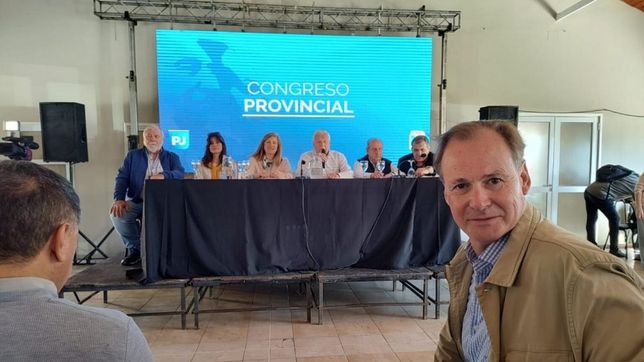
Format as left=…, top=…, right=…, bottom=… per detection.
left=584, top=164, right=639, bottom=257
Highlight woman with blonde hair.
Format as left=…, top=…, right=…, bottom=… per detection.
left=194, top=132, right=227, bottom=179
left=247, top=132, right=293, bottom=179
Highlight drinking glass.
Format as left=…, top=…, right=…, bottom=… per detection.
left=191, top=160, right=200, bottom=175
left=360, top=160, right=369, bottom=173
left=221, top=155, right=234, bottom=179
left=407, top=159, right=415, bottom=177
left=376, top=160, right=385, bottom=173
left=237, top=160, right=249, bottom=179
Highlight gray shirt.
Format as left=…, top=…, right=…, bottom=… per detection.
left=0, top=277, right=153, bottom=361
left=586, top=172, right=639, bottom=201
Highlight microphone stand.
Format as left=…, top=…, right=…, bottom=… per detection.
left=296, top=160, right=308, bottom=179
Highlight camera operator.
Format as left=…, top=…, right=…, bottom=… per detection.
left=0, top=136, right=39, bottom=161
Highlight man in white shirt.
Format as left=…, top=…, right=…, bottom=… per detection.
left=0, top=160, right=153, bottom=361
left=353, top=138, right=398, bottom=178
left=295, top=130, right=352, bottom=179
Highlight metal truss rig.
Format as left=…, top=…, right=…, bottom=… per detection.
left=93, top=0, right=460, bottom=35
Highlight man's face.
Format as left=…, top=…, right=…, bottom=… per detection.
left=440, top=129, right=531, bottom=253
left=412, top=141, right=430, bottom=162
left=313, top=133, right=330, bottom=153
left=143, top=128, right=164, bottom=153
left=367, top=140, right=383, bottom=163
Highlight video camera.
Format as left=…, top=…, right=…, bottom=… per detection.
left=0, top=136, right=40, bottom=161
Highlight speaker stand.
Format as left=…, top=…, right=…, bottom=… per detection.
left=67, top=162, right=111, bottom=265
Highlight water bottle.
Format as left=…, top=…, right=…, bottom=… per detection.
left=220, top=165, right=228, bottom=180
left=220, top=155, right=231, bottom=179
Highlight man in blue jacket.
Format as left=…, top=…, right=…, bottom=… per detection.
left=110, top=125, right=184, bottom=265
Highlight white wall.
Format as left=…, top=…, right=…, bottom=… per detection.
left=1, top=0, right=642, bottom=255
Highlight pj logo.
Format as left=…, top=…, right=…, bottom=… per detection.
left=168, top=130, right=190, bottom=150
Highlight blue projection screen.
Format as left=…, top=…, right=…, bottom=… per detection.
left=157, top=29, right=432, bottom=170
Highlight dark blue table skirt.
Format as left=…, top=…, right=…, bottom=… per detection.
left=143, top=177, right=460, bottom=282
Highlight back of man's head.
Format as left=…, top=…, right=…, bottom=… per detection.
left=0, top=160, right=80, bottom=263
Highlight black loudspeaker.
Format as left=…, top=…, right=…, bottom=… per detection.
left=479, top=105, right=519, bottom=127
left=39, top=102, right=88, bottom=163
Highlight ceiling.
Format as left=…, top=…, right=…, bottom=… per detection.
left=623, top=0, right=644, bottom=11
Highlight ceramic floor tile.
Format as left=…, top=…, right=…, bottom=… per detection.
left=329, top=307, right=369, bottom=318
left=64, top=279, right=462, bottom=360
left=308, top=310, right=335, bottom=325
left=294, top=336, right=345, bottom=358
left=415, top=318, right=447, bottom=343
left=148, top=342, right=199, bottom=356
left=152, top=353, right=194, bottom=362
left=191, top=349, right=245, bottom=362
left=333, top=318, right=381, bottom=336
left=202, top=326, right=248, bottom=341
left=135, top=316, right=174, bottom=332
left=339, top=334, right=393, bottom=355
left=346, top=353, right=400, bottom=362
left=269, top=338, right=296, bottom=359
left=145, top=329, right=205, bottom=344
left=197, top=338, right=246, bottom=352
left=373, top=317, right=425, bottom=334
left=365, top=306, right=410, bottom=318
left=246, top=323, right=271, bottom=341
left=396, top=351, right=436, bottom=361
left=292, top=321, right=338, bottom=338
left=242, top=339, right=270, bottom=361
left=296, top=357, right=348, bottom=362
left=383, top=332, right=436, bottom=353
left=269, top=322, right=294, bottom=339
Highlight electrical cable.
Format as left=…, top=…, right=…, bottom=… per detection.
left=359, top=176, right=396, bottom=256
left=520, top=108, right=644, bottom=118
left=300, top=177, right=320, bottom=270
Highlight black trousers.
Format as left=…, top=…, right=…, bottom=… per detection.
left=584, top=191, right=620, bottom=251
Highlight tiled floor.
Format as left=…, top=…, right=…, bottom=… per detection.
left=69, top=255, right=643, bottom=362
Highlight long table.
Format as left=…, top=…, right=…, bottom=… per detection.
left=143, top=177, right=461, bottom=283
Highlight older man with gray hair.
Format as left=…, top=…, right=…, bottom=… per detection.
left=353, top=138, right=398, bottom=178
left=110, top=125, right=184, bottom=265
left=0, top=161, right=153, bottom=361
left=295, top=129, right=352, bottom=179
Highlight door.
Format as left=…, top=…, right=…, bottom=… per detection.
left=518, top=113, right=601, bottom=236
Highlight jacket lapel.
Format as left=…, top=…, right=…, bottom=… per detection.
left=478, top=203, right=543, bottom=360
left=445, top=250, right=473, bottom=358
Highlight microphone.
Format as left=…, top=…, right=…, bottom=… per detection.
left=300, top=159, right=305, bottom=178
left=321, top=149, right=327, bottom=168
